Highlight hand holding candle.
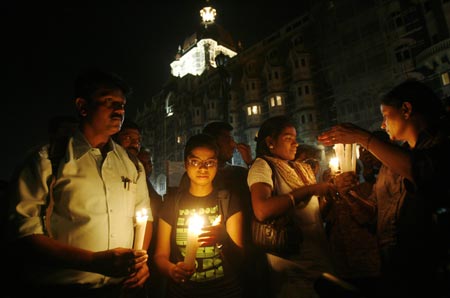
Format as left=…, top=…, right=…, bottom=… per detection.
left=133, top=208, right=148, bottom=250
left=184, top=213, right=204, bottom=270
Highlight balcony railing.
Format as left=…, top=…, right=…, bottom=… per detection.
left=416, top=38, right=450, bottom=63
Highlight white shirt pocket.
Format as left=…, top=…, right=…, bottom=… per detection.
left=124, top=182, right=137, bottom=218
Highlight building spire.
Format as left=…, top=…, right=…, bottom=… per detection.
left=200, top=0, right=216, bottom=28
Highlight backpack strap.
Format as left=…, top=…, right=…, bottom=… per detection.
left=217, top=189, right=230, bottom=221
left=42, top=136, right=70, bottom=237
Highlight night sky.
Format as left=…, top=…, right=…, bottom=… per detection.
left=3, top=1, right=305, bottom=181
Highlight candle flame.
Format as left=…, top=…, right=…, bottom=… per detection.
left=136, top=208, right=148, bottom=223
left=329, top=157, right=339, bottom=170
left=212, top=215, right=221, bottom=226
left=188, top=213, right=204, bottom=234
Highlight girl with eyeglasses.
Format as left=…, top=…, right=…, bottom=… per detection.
left=154, top=133, right=244, bottom=298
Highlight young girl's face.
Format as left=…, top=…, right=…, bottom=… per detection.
left=269, top=126, right=298, bottom=161
left=185, top=147, right=218, bottom=187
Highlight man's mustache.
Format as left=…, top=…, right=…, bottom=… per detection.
left=111, top=113, right=124, bottom=121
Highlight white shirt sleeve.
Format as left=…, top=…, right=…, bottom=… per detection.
left=247, top=157, right=274, bottom=189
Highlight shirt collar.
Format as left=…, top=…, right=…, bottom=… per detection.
left=72, top=129, right=117, bottom=159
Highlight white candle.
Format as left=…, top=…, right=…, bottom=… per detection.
left=334, top=144, right=344, bottom=173
left=334, top=143, right=357, bottom=173
left=133, top=208, right=148, bottom=250
left=184, top=213, right=204, bottom=270
left=329, top=157, right=339, bottom=175
left=344, top=143, right=352, bottom=172
left=351, top=143, right=357, bottom=173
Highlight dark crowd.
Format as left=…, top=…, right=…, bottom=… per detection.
left=1, top=69, right=449, bottom=298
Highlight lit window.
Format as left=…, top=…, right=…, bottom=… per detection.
left=247, top=105, right=261, bottom=116
left=442, top=72, right=450, bottom=86
left=276, top=95, right=282, bottom=106
left=270, top=95, right=283, bottom=107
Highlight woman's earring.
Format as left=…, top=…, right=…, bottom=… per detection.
left=269, top=145, right=274, bottom=149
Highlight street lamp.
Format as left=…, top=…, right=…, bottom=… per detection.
left=215, top=52, right=232, bottom=120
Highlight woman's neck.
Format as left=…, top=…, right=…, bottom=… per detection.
left=189, top=184, right=214, bottom=197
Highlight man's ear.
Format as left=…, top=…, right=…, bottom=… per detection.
left=75, top=98, right=88, bottom=117
left=402, top=102, right=413, bottom=120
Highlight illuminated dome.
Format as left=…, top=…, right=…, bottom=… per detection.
left=170, top=3, right=237, bottom=78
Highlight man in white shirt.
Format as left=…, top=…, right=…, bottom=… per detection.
left=6, top=69, right=153, bottom=298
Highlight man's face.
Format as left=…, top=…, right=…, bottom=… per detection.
left=117, top=128, right=142, bottom=156
left=83, top=88, right=126, bottom=137
left=216, top=130, right=236, bottom=163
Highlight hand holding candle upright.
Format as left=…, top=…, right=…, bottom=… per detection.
left=184, top=213, right=204, bottom=270
left=133, top=208, right=148, bottom=250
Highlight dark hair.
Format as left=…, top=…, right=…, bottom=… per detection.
left=184, top=133, right=219, bottom=161
left=120, top=119, right=142, bottom=133
left=295, top=144, right=321, bottom=161
left=255, top=115, right=296, bottom=157
left=112, top=119, right=142, bottom=143
left=202, top=121, right=233, bottom=139
left=381, top=80, right=444, bottom=125
left=74, top=68, right=132, bottom=102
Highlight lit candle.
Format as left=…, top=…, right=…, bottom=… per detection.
left=133, top=208, right=148, bottom=250
left=184, top=213, right=204, bottom=270
left=329, top=157, right=339, bottom=175
left=212, top=215, right=221, bottom=226
left=334, top=144, right=344, bottom=173
left=351, top=143, right=357, bottom=173
left=344, top=143, right=352, bottom=172
left=333, top=143, right=357, bottom=173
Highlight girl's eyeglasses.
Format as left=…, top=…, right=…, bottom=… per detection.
left=187, top=158, right=217, bottom=168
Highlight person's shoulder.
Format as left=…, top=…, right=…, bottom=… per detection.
left=250, top=157, right=271, bottom=170
left=113, top=140, right=128, bottom=155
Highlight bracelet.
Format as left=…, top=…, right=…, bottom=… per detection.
left=287, top=192, right=296, bottom=207
left=366, top=134, right=374, bottom=150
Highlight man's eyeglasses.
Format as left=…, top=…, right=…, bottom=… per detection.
left=187, top=158, right=217, bottom=168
